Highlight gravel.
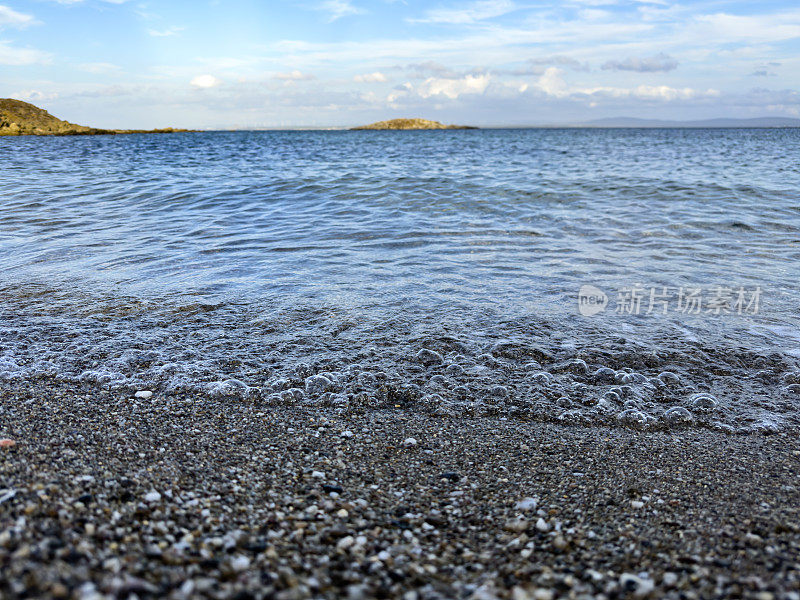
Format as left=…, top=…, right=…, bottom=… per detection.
left=1, top=381, right=799, bottom=599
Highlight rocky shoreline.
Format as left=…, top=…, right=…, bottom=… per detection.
left=1, top=381, right=799, bottom=599
left=352, top=118, right=476, bottom=130
left=0, top=99, right=189, bottom=136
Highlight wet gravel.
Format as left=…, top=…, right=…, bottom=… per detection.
left=1, top=382, right=799, bottom=599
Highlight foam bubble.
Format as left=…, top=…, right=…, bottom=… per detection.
left=689, top=392, right=718, bottom=413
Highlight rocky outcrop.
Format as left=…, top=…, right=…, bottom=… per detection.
left=0, top=98, right=188, bottom=136
left=352, top=118, right=476, bottom=130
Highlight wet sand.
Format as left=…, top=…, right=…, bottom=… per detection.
left=1, top=382, right=799, bottom=599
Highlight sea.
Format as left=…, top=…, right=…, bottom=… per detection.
left=1, top=128, right=799, bottom=433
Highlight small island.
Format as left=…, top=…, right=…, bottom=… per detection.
left=0, top=98, right=189, bottom=136
left=351, top=118, right=476, bottom=130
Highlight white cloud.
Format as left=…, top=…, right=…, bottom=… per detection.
left=12, top=89, right=58, bottom=102
left=693, top=11, right=800, bottom=42
left=630, top=85, right=718, bottom=101
left=318, top=0, right=362, bottom=22
left=10, top=1, right=800, bottom=126
left=0, top=40, right=50, bottom=65
left=508, top=56, right=590, bottom=76
left=273, top=70, right=315, bottom=81
left=190, top=74, right=222, bottom=88
left=602, top=53, right=678, bottom=72
left=572, top=83, right=720, bottom=102
left=0, top=5, right=36, bottom=28
left=413, top=0, right=516, bottom=24
left=265, top=20, right=653, bottom=69
left=417, top=73, right=490, bottom=98
left=535, top=67, right=569, bottom=97
left=148, top=26, right=184, bottom=37
left=354, top=71, right=387, bottom=83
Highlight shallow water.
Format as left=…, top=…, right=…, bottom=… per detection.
left=1, top=129, right=799, bottom=432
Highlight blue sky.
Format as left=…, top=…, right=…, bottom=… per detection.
left=1, top=0, right=799, bottom=127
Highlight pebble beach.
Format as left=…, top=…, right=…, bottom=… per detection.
left=1, top=381, right=799, bottom=599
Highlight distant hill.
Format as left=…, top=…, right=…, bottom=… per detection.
left=352, top=118, right=476, bottom=130
left=0, top=98, right=188, bottom=136
left=580, top=116, right=800, bottom=128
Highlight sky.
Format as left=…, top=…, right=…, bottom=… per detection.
left=0, top=0, right=799, bottom=128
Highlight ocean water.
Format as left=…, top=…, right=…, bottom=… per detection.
left=1, top=128, right=799, bottom=432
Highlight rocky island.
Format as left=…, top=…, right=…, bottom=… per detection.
left=352, top=117, right=476, bottom=130
left=0, top=98, right=188, bottom=136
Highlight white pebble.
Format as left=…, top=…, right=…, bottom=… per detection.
left=144, top=491, right=161, bottom=503
left=403, top=437, right=418, bottom=447
left=341, top=430, right=354, bottom=438
left=662, top=572, right=678, bottom=587
left=337, top=535, right=355, bottom=550
left=229, top=555, right=251, bottom=572
left=631, top=500, right=645, bottom=509
left=619, top=573, right=654, bottom=597
left=515, top=497, right=538, bottom=511
left=134, top=390, right=153, bottom=399
left=535, top=518, right=550, bottom=532
left=311, top=470, right=325, bottom=479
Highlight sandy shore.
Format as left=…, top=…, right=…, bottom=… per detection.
left=1, top=382, right=799, bottom=599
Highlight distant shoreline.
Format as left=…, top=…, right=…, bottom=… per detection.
left=157, top=125, right=800, bottom=132
left=0, top=98, right=189, bottom=137
left=4, top=127, right=798, bottom=137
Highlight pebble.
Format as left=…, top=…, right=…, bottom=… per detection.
left=403, top=437, right=418, bottom=447
left=144, top=491, right=161, bottom=503
left=337, top=535, right=355, bottom=551
left=229, top=555, right=251, bottom=572
left=504, top=519, right=528, bottom=533
left=311, top=470, right=326, bottom=479
left=662, top=572, right=678, bottom=587
left=0, top=439, right=16, bottom=449
left=619, top=573, right=654, bottom=597
left=513, top=589, right=554, bottom=600
left=535, top=518, right=550, bottom=532
left=515, top=497, right=538, bottom=511
left=134, top=390, right=153, bottom=399
left=341, top=430, right=354, bottom=438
